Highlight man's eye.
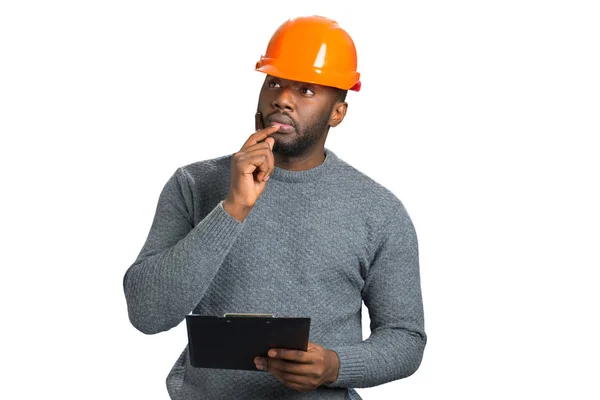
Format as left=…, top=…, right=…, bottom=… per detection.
left=301, top=88, right=315, bottom=95
left=268, top=81, right=280, bottom=88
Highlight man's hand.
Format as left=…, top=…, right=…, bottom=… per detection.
left=223, top=122, right=280, bottom=222
left=254, top=342, right=340, bottom=392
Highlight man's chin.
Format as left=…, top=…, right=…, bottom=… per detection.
left=273, top=143, right=305, bottom=157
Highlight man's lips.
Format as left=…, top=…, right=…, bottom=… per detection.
left=269, top=121, right=295, bottom=133
left=267, top=114, right=296, bottom=133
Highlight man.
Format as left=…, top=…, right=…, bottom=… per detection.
left=123, top=15, right=426, bottom=399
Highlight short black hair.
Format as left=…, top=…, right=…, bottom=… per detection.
left=335, top=88, right=348, bottom=103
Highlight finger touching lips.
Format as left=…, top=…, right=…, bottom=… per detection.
left=270, top=122, right=294, bottom=133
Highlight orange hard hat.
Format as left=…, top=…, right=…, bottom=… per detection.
left=255, top=16, right=361, bottom=92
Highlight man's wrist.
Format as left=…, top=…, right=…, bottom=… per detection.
left=223, top=199, right=251, bottom=222
left=325, top=349, right=340, bottom=385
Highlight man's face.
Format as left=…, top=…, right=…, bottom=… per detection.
left=257, top=75, right=340, bottom=157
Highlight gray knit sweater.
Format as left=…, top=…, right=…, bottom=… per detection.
left=123, top=148, right=426, bottom=399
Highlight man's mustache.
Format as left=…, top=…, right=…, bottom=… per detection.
left=266, top=112, right=297, bottom=129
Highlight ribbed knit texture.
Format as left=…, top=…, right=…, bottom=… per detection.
left=123, top=148, right=426, bottom=399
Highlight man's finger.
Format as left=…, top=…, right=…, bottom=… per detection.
left=268, top=348, right=309, bottom=363
left=269, top=369, right=306, bottom=386
left=241, top=145, right=274, bottom=181
left=233, top=152, right=273, bottom=177
left=268, top=366, right=315, bottom=393
left=241, top=124, right=280, bottom=150
left=263, top=358, right=311, bottom=376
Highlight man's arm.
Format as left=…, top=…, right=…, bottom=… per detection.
left=327, top=203, right=427, bottom=388
left=123, top=168, right=245, bottom=334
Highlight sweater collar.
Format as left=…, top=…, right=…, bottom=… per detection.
left=270, top=147, right=337, bottom=183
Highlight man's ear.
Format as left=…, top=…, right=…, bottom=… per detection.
left=329, top=102, right=348, bottom=128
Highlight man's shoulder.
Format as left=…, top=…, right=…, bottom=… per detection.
left=180, top=153, right=232, bottom=173
left=334, top=155, right=404, bottom=207
left=175, top=153, right=232, bottom=183
left=335, top=158, right=417, bottom=242
left=332, top=153, right=415, bottom=234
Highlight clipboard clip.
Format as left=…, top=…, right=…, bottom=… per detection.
left=223, top=313, right=275, bottom=318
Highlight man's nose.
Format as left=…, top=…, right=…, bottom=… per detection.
left=272, top=88, right=295, bottom=112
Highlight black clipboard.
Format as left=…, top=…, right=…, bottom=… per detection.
left=185, top=313, right=311, bottom=371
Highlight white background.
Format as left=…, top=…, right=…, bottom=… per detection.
left=1, top=1, right=599, bottom=399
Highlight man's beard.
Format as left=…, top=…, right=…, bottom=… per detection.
left=267, top=108, right=332, bottom=157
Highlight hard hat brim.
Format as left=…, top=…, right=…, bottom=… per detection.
left=256, top=61, right=361, bottom=92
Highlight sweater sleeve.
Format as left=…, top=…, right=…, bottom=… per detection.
left=327, top=203, right=426, bottom=388
left=123, top=168, right=245, bottom=334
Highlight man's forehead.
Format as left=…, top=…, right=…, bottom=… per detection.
left=265, top=75, right=332, bottom=90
